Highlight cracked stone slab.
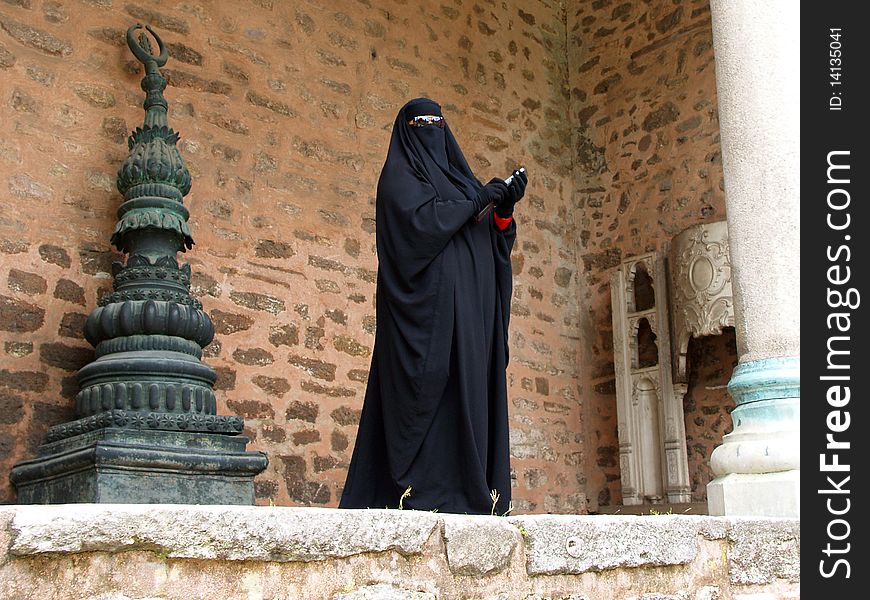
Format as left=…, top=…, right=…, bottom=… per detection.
left=332, top=584, right=436, bottom=599
left=10, top=505, right=440, bottom=562
left=441, top=514, right=521, bottom=576
left=726, top=518, right=800, bottom=585
left=508, top=515, right=708, bottom=575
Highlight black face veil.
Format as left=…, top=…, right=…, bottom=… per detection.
left=405, top=100, right=450, bottom=170
left=382, top=98, right=482, bottom=204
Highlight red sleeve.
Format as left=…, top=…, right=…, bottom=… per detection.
left=493, top=213, right=513, bottom=231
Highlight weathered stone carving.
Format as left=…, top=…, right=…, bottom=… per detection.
left=611, top=223, right=734, bottom=507
left=668, top=220, right=735, bottom=383
left=611, top=253, right=691, bottom=505
left=10, top=24, right=267, bottom=504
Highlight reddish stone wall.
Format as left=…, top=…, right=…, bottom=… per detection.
left=1, top=0, right=730, bottom=513
left=0, top=0, right=586, bottom=511
left=684, top=329, right=737, bottom=501
left=566, top=0, right=727, bottom=509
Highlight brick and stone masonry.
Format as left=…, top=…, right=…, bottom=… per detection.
left=0, top=504, right=800, bottom=600
left=1, top=0, right=733, bottom=512
left=567, top=0, right=736, bottom=509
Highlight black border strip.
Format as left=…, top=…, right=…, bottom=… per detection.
left=803, top=2, right=868, bottom=594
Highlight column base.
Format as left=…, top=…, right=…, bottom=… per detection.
left=10, top=427, right=268, bottom=504
left=706, top=470, right=799, bottom=517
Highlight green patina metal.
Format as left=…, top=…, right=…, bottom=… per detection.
left=727, top=356, right=800, bottom=406
left=11, top=25, right=268, bottom=504
left=74, top=22, right=216, bottom=430
left=725, top=356, right=800, bottom=434
left=112, top=25, right=193, bottom=257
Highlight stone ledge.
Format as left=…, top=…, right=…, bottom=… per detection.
left=1, top=505, right=800, bottom=599
left=726, top=518, right=800, bottom=585
left=508, top=514, right=797, bottom=584
left=508, top=514, right=710, bottom=575
left=442, top=513, right=522, bottom=576
left=8, top=505, right=440, bottom=562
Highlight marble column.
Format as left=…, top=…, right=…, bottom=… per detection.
left=706, top=0, right=800, bottom=517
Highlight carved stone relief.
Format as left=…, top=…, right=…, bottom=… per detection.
left=611, top=253, right=691, bottom=505
left=668, top=220, right=735, bottom=383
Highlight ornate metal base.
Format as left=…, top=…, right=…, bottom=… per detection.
left=45, top=409, right=244, bottom=442
left=11, top=427, right=268, bottom=504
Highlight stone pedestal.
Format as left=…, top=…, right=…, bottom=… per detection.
left=707, top=0, right=800, bottom=517
left=707, top=472, right=800, bottom=518
left=708, top=357, right=800, bottom=516
left=12, top=427, right=264, bottom=504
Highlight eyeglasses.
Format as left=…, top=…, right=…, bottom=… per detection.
left=407, top=115, right=445, bottom=128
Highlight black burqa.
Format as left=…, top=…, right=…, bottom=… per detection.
left=339, top=98, right=515, bottom=514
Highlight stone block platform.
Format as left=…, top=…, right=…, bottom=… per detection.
left=0, top=505, right=799, bottom=599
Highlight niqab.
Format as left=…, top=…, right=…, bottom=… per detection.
left=339, top=98, right=515, bottom=514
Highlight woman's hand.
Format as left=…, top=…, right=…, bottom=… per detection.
left=495, top=170, right=528, bottom=218
left=474, top=178, right=510, bottom=213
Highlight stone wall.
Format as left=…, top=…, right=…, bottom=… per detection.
left=1, top=0, right=733, bottom=513
left=684, top=329, right=737, bottom=501
left=0, top=504, right=800, bottom=600
left=0, top=0, right=587, bottom=511
left=566, top=0, right=727, bottom=509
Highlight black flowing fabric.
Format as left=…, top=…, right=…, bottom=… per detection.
left=339, top=98, right=515, bottom=514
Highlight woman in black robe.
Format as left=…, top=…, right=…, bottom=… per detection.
left=339, top=98, right=527, bottom=514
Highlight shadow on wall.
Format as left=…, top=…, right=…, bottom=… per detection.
left=683, top=327, right=737, bottom=502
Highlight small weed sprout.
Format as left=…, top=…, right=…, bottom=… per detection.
left=647, top=507, right=673, bottom=516
left=489, top=490, right=514, bottom=516
left=490, top=489, right=500, bottom=515
left=398, top=485, right=412, bottom=510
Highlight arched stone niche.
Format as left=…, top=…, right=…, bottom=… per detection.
left=611, top=254, right=690, bottom=505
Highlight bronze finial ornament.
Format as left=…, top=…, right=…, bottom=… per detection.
left=11, top=24, right=267, bottom=504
